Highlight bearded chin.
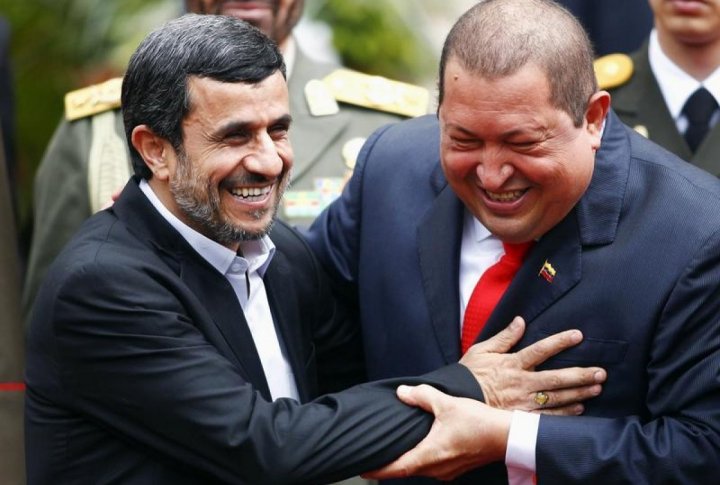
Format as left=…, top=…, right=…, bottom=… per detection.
left=170, top=174, right=287, bottom=245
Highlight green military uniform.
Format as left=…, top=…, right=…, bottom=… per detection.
left=596, top=45, right=720, bottom=175
left=0, top=130, right=25, bottom=485
left=23, top=46, right=428, bottom=321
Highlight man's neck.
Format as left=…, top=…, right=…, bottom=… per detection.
left=657, top=29, right=720, bottom=81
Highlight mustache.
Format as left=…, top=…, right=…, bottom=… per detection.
left=220, top=172, right=279, bottom=188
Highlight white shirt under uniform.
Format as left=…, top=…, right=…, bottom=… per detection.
left=648, top=29, right=720, bottom=134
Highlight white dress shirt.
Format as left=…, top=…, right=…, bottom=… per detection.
left=139, top=180, right=299, bottom=401
left=648, top=29, right=720, bottom=133
left=459, top=210, right=538, bottom=485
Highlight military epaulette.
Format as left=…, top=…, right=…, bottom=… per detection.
left=594, top=53, right=633, bottom=90
left=64, top=77, right=123, bottom=121
left=320, top=69, right=430, bottom=118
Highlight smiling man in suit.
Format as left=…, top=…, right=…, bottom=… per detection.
left=24, top=13, right=604, bottom=484
left=23, top=0, right=426, bottom=325
left=306, top=0, right=720, bottom=483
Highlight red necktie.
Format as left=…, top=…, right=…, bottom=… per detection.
left=461, top=241, right=533, bottom=354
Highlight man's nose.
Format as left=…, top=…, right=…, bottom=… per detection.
left=475, top=151, right=514, bottom=191
left=242, top=133, right=284, bottom=177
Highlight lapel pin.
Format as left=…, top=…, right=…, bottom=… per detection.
left=539, top=260, right=556, bottom=283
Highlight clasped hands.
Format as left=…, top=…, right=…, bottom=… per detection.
left=365, top=316, right=607, bottom=480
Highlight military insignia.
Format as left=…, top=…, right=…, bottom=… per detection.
left=323, top=69, right=430, bottom=118
left=342, top=137, right=366, bottom=170
left=283, top=191, right=324, bottom=219
left=633, top=125, right=649, bottom=138
left=593, top=53, right=633, bottom=90
left=315, top=177, right=345, bottom=206
left=304, top=79, right=340, bottom=117
left=65, top=77, right=123, bottom=121
left=538, top=260, right=556, bottom=283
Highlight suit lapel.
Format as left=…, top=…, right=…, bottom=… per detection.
left=480, top=215, right=582, bottom=339
left=619, top=45, right=720, bottom=174
left=613, top=47, right=692, bottom=161
left=177, top=258, right=272, bottom=401
left=113, top=179, right=273, bottom=400
left=417, top=168, right=465, bottom=363
left=263, top=250, right=312, bottom=402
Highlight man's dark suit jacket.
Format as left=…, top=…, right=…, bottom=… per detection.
left=24, top=177, right=482, bottom=484
left=306, top=112, right=720, bottom=483
left=609, top=43, right=720, bottom=176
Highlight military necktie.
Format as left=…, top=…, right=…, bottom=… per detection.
left=682, top=87, right=718, bottom=153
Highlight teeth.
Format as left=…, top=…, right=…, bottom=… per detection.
left=230, top=186, right=272, bottom=199
left=485, top=190, right=524, bottom=202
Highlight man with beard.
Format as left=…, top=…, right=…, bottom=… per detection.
left=24, top=14, right=604, bottom=484
left=23, top=0, right=424, bottom=323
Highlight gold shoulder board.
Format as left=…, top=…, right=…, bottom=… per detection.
left=594, top=54, right=633, bottom=90
left=323, top=69, right=430, bottom=118
left=64, top=77, right=123, bottom=121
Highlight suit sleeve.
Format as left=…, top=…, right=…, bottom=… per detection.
left=22, top=117, right=94, bottom=322
left=536, top=229, right=720, bottom=484
left=33, top=257, right=482, bottom=485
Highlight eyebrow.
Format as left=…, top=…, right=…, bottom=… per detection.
left=447, top=122, right=543, bottom=139
left=213, top=114, right=293, bottom=139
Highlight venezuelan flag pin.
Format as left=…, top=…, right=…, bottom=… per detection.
left=539, top=260, right=556, bottom=283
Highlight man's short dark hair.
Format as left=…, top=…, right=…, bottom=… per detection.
left=122, top=14, right=286, bottom=179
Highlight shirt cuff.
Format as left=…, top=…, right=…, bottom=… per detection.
left=505, top=410, right=540, bottom=485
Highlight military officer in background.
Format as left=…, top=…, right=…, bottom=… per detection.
left=594, top=0, right=720, bottom=173
left=0, top=129, right=25, bottom=485
left=23, top=0, right=428, bottom=321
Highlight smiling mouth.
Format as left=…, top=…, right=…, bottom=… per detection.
left=484, top=189, right=526, bottom=202
left=229, top=185, right=273, bottom=202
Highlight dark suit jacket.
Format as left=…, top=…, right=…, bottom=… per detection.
left=610, top=43, right=720, bottom=176
left=25, top=177, right=482, bottom=484
left=306, top=112, right=720, bottom=483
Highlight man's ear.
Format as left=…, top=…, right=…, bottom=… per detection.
left=131, top=125, right=173, bottom=181
left=585, top=91, right=611, bottom=150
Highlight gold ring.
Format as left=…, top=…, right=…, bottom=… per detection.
left=534, top=391, right=549, bottom=407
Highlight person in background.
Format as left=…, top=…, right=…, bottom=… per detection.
left=595, top=0, right=720, bottom=174
left=558, top=0, right=653, bottom=56
left=24, top=14, right=603, bottom=484
left=306, top=0, right=720, bottom=482
left=22, top=0, right=427, bottom=322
